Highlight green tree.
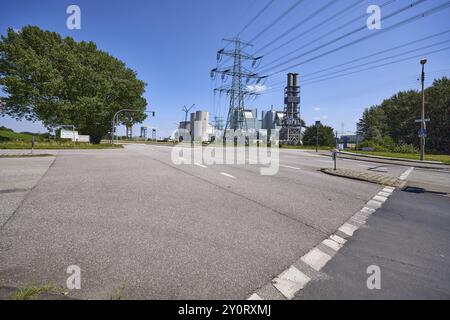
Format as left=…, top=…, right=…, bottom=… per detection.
left=356, top=77, right=450, bottom=153
left=0, top=26, right=147, bottom=143
left=302, top=124, right=335, bottom=147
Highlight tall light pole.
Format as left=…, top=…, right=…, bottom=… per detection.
left=112, top=109, right=155, bottom=144
left=420, top=59, right=427, bottom=161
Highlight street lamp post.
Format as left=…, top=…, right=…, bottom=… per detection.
left=419, top=59, right=427, bottom=161
left=112, top=109, right=156, bottom=144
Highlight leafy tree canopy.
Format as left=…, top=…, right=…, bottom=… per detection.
left=357, top=77, right=450, bottom=153
left=0, top=26, right=147, bottom=143
left=302, top=124, right=335, bottom=147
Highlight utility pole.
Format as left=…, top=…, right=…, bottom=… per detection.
left=419, top=59, right=427, bottom=161
left=315, top=120, right=321, bottom=152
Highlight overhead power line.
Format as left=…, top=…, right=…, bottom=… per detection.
left=261, top=43, right=450, bottom=95
left=237, top=0, right=275, bottom=37
left=256, top=0, right=369, bottom=56
left=248, top=0, right=306, bottom=44
left=301, top=29, right=450, bottom=79
left=260, top=0, right=428, bottom=74
left=259, top=0, right=396, bottom=62
left=265, top=29, right=450, bottom=88
left=302, top=45, right=450, bottom=86
left=265, top=0, right=450, bottom=76
left=303, top=39, right=450, bottom=83
left=254, top=0, right=339, bottom=55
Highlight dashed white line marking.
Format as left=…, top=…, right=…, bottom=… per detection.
left=301, top=248, right=332, bottom=271
left=373, top=195, right=388, bottom=203
left=220, top=172, right=236, bottom=179
left=378, top=191, right=391, bottom=197
left=194, top=163, right=207, bottom=168
left=330, top=234, right=347, bottom=245
left=338, top=222, right=359, bottom=237
left=280, top=165, right=301, bottom=170
left=322, top=238, right=342, bottom=252
left=360, top=207, right=376, bottom=215
left=366, top=199, right=383, bottom=209
left=383, top=186, right=395, bottom=192
left=272, top=266, right=311, bottom=299
left=247, top=293, right=263, bottom=300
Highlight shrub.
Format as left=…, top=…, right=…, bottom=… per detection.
left=393, top=144, right=418, bottom=153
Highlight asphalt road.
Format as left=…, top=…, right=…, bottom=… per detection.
left=295, top=187, right=450, bottom=299
left=0, top=144, right=448, bottom=299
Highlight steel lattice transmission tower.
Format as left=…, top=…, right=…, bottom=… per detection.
left=211, top=38, right=266, bottom=136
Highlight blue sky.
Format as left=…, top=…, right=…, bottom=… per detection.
left=1, top=0, right=449, bottom=138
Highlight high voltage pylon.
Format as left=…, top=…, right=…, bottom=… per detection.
left=211, top=38, right=266, bottom=136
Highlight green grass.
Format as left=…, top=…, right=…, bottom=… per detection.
left=0, top=153, right=54, bottom=158
left=12, top=284, right=58, bottom=300
left=280, top=144, right=334, bottom=150
left=353, top=150, right=450, bottom=164
left=0, top=141, right=123, bottom=149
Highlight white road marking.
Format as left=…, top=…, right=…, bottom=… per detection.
left=322, top=238, right=342, bottom=252
left=399, top=167, right=414, bottom=181
left=338, top=222, right=359, bottom=237
left=220, top=172, right=236, bottom=179
left=373, top=195, right=388, bottom=203
left=383, top=186, right=395, bottom=192
left=330, top=234, right=347, bottom=245
left=360, top=207, right=376, bottom=216
left=366, top=199, right=382, bottom=209
left=272, top=266, right=311, bottom=299
left=378, top=191, right=391, bottom=197
left=301, top=248, right=332, bottom=271
left=247, top=293, right=263, bottom=300
left=280, top=164, right=301, bottom=170
left=194, top=163, right=207, bottom=168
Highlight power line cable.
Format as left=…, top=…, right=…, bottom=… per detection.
left=259, top=0, right=395, bottom=61
left=265, top=0, right=450, bottom=76
left=260, top=0, right=428, bottom=74
left=302, top=45, right=450, bottom=86
left=303, top=39, right=450, bottom=83
left=248, top=0, right=307, bottom=44
left=254, top=0, right=339, bottom=55
left=237, top=0, right=276, bottom=37
left=301, top=29, right=450, bottom=79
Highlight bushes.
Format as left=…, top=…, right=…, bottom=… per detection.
left=393, top=144, right=418, bottom=153
left=358, top=137, right=419, bottom=154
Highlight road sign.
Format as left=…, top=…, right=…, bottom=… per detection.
left=415, top=118, right=430, bottom=123
left=418, top=128, right=427, bottom=138
left=315, top=120, right=321, bottom=127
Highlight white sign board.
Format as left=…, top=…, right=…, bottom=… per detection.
left=77, top=135, right=90, bottom=143
left=60, top=129, right=77, bottom=141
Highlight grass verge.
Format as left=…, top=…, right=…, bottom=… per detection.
left=12, top=284, right=59, bottom=300
left=352, top=150, right=450, bottom=165
left=0, top=142, right=123, bottom=149
left=0, top=153, right=54, bottom=158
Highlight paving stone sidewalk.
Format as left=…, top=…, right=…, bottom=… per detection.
left=321, top=168, right=405, bottom=188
